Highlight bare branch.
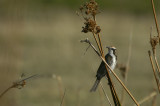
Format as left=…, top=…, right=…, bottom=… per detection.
left=153, top=55, right=160, bottom=77
left=60, top=89, right=66, bottom=106
left=100, top=82, right=112, bottom=106
left=0, top=74, right=38, bottom=99
left=133, top=91, right=157, bottom=106
left=81, top=38, right=139, bottom=106
left=148, top=51, right=160, bottom=93
left=151, top=0, right=160, bottom=41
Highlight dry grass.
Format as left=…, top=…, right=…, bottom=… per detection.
left=0, top=3, right=160, bottom=106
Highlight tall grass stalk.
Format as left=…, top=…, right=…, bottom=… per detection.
left=148, top=51, right=160, bottom=92
left=81, top=39, right=139, bottom=106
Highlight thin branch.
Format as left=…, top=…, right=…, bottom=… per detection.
left=79, top=1, right=121, bottom=105
left=148, top=51, right=160, bottom=93
left=60, top=89, right=66, bottom=106
left=20, top=74, right=38, bottom=82
left=97, top=33, right=119, bottom=104
left=151, top=92, right=157, bottom=106
left=150, top=27, right=160, bottom=77
left=153, top=54, right=160, bottom=77
left=151, top=78, right=157, bottom=106
left=80, top=38, right=99, bottom=55
left=98, top=87, right=104, bottom=106
left=92, top=32, right=102, bottom=53
left=83, top=45, right=90, bottom=55
left=0, top=74, right=38, bottom=99
left=97, top=33, right=104, bottom=55
left=81, top=39, right=139, bottom=106
left=100, top=82, right=112, bottom=106
left=96, top=33, right=121, bottom=105
left=54, top=75, right=64, bottom=102
left=0, top=86, right=12, bottom=99
left=133, top=91, right=157, bottom=106
left=151, top=0, right=160, bottom=41
left=92, top=64, right=112, bottom=106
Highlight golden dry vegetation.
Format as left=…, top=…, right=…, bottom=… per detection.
left=0, top=2, right=160, bottom=106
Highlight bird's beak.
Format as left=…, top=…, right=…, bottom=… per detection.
left=106, top=46, right=109, bottom=49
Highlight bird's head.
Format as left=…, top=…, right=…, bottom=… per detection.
left=106, top=46, right=116, bottom=54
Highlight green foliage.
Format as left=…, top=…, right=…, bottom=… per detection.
left=30, top=0, right=160, bottom=13
left=0, top=0, right=159, bottom=14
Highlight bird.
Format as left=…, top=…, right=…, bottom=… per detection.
left=90, top=46, right=117, bottom=92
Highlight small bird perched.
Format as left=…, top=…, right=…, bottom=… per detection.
left=90, top=46, right=117, bottom=92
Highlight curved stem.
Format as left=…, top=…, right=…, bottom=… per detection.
left=151, top=0, right=160, bottom=40
left=148, top=51, right=160, bottom=93
left=0, top=86, right=13, bottom=99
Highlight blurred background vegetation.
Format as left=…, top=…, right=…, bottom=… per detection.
left=0, top=0, right=160, bottom=14
left=0, top=0, right=160, bottom=106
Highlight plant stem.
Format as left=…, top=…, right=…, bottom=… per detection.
left=92, top=32, right=102, bottom=53
left=81, top=39, right=139, bottom=106
left=151, top=0, right=160, bottom=41
left=97, top=33, right=121, bottom=106
left=92, top=31, right=121, bottom=105
left=148, top=51, right=160, bottom=93
left=60, top=89, right=66, bottom=106
left=134, top=91, right=157, bottom=106
left=0, top=86, right=13, bottom=99
left=153, top=54, right=160, bottom=77
left=152, top=92, right=157, bottom=106
left=100, top=82, right=112, bottom=106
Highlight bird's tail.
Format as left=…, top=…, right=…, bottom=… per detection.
left=90, top=79, right=100, bottom=92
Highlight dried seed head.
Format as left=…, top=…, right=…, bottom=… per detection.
left=150, top=36, right=159, bottom=55
left=85, top=10, right=90, bottom=15
left=12, top=80, right=26, bottom=89
left=79, top=0, right=99, bottom=18
left=82, top=27, right=88, bottom=33
left=82, top=18, right=96, bottom=33
left=79, top=5, right=84, bottom=11
left=95, top=26, right=101, bottom=34
left=84, top=0, right=99, bottom=17
left=79, top=0, right=100, bottom=34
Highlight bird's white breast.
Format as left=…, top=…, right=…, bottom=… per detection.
left=110, top=54, right=117, bottom=70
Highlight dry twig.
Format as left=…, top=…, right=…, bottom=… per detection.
left=133, top=91, right=157, bottom=106
left=94, top=33, right=120, bottom=105
left=81, top=38, right=139, bottom=106
left=151, top=0, right=160, bottom=41
left=92, top=64, right=112, bottom=106
left=150, top=28, right=160, bottom=76
left=100, top=82, right=112, bottom=106
left=53, top=74, right=65, bottom=106
left=98, top=86, right=104, bottom=106
left=151, top=92, right=157, bottom=106
left=79, top=1, right=121, bottom=104
left=148, top=51, right=160, bottom=92
left=153, top=55, right=160, bottom=77
left=0, top=74, right=38, bottom=99
left=60, top=89, right=66, bottom=106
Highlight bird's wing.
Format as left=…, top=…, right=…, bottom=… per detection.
left=96, top=54, right=112, bottom=79
left=97, top=61, right=105, bottom=72
left=105, top=54, right=113, bottom=66
left=96, top=61, right=106, bottom=80
left=97, top=54, right=113, bottom=72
